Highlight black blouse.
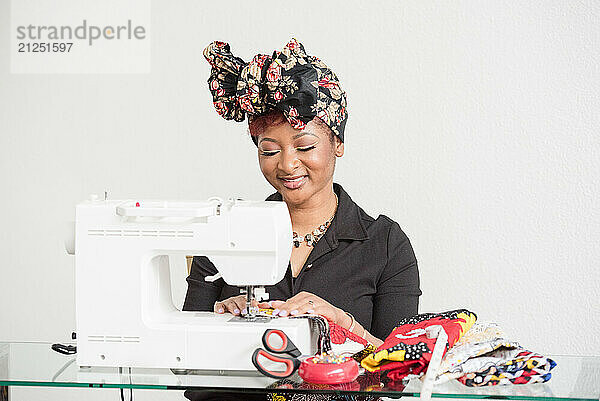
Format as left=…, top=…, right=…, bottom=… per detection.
left=182, top=183, right=421, bottom=340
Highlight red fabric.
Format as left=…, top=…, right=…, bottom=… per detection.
left=361, top=310, right=476, bottom=381
left=328, top=319, right=369, bottom=346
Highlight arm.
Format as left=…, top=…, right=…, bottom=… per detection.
left=370, top=221, right=421, bottom=340
left=182, top=256, right=222, bottom=311
left=182, top=256, right=258, bottom=315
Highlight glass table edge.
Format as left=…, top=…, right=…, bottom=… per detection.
left=0, top=381, right=598, bottom=401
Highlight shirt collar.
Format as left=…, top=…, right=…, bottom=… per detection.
left=265, top=183, right=369, bottom=244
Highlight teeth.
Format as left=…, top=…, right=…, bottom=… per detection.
left=283, top=177, right=304, bottom=182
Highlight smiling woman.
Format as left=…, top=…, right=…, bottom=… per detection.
left=255, top=111, right=342, bottom=206
left=183, top=40, right=421, bottom=395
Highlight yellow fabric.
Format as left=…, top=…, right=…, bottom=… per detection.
left=361, top=310, right=477, bottom=373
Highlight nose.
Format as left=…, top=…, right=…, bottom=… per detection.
left=278, top=147, right=301, bottom=174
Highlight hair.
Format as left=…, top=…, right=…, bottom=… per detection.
left=248, top=108, right=335, bottom=145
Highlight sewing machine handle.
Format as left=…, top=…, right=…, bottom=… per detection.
left=116, top=204, right=217, bottom=218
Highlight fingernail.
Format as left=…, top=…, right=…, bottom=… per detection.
left=218, top=308, right=224, bottom=314
left=233, top=308, right=240, bottom=315
left=273, top=308, right=280, bottom=316
left=279, top=310, right=289, bottom=317
left=268, top=301, right=273, bottom=308
left=241, top=308, right=247, bottom=315
left=290, top=310, right=299, bottom=315
left=307, top=309, right=315, bottom=314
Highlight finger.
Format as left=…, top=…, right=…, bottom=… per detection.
left=257, top=301, right=276, bottom=310
left=257, top=299, right=280, bottom=308
left=214, top=302, right=225, bottom=314
left=223, top=299, right=241, bottom=315
left=274, top=299, right=307, bottom=317
left=291, top=301, right=319, bottom=316
left=244, top=299, right=261, bottom=315
left=274, top=293, right=321, bottom=316
left=286, top=300, right=321, bottom=317
left=264, top=300, right=285, bottom=313
left=233, top=297, right=247, bottom=315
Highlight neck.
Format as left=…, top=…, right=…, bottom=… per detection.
left=286, top=183, right=337, bottom=232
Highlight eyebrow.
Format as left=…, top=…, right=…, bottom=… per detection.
left=258, top=138, right=278, bottom=145
left=293, top=132, right=318, bottom=140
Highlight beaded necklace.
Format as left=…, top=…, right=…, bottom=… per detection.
left=292, top=194, right=338, bottom=248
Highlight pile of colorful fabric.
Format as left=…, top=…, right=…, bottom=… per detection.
left=434, top=321, right=556, bottom=386
left=266, top=309, right=556, bottom=401
left=359, top=309, right=556, bottom=387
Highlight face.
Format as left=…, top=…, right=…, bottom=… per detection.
left=257, top=119, right=344, bottom=207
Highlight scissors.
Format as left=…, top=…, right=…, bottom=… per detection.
left=251, top=329, right=303, bottom=379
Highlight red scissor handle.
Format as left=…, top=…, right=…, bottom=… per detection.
left=251, top=348, right=301, bottom=379
left=262, top=329, right=301, bottom=357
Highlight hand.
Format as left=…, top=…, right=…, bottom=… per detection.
left=214, top=295, right=258, bottom=316
left=257, top=291, right=351, bottom=328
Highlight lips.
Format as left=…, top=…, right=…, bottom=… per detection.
left=279, top=175, right=307, bottom=190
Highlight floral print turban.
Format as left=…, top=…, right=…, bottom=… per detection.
left=203, top=38, right=348, bottom=142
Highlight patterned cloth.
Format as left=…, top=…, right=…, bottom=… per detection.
left=203, top=38, right=348, bottom=141
left=435, top=322, right=521, bottom=384
left=267, top=375, right=381, bottom=401
left=457, top=349, right=556, bottom=386
left=433, top=321, right=556, bottom=386
left=361, top=309, right=477, bottom=382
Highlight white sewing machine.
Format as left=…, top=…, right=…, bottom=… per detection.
left=66, top=195, right=316, bottom=371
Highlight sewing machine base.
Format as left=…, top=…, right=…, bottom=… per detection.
left=76, top=313, right=315, bottom=371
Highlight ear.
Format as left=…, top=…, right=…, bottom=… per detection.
left=334, top=137, right=344, bottom=157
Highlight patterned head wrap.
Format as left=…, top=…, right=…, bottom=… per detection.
left=203, top=38, right=348, bottom=142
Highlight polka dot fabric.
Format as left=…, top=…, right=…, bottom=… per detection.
left=361, top=309, right=477, bottom=382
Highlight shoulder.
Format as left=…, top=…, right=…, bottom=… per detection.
left=363, top=212, right=409, bottom=245
left=373, top=215, right=407, bottom=239
left=334, top=183, right=410, bottom=244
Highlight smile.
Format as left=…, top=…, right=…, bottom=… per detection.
left=280, top=175, right=307, bottom=190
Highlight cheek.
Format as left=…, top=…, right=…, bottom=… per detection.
left=258, top=157, right=276, bottom=180
left=304, top=149, right=336, bottom=176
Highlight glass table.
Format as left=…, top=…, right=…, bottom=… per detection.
left=1, top=342, right=599, bottom=400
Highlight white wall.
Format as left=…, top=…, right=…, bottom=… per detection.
left=1, top=2, right=599, bottom=399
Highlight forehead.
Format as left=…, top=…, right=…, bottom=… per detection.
left=258, top=120, right=327, bottom=144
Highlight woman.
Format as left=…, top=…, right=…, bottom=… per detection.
left=183, top=39, right=421, bottom=348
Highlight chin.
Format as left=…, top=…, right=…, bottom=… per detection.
left=278, top=185, right=312, bottom=205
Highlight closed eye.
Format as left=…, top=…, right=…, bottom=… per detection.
left=260, top=150, right=280, bottom=157
left=297, top=145, right=316, bottom=152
